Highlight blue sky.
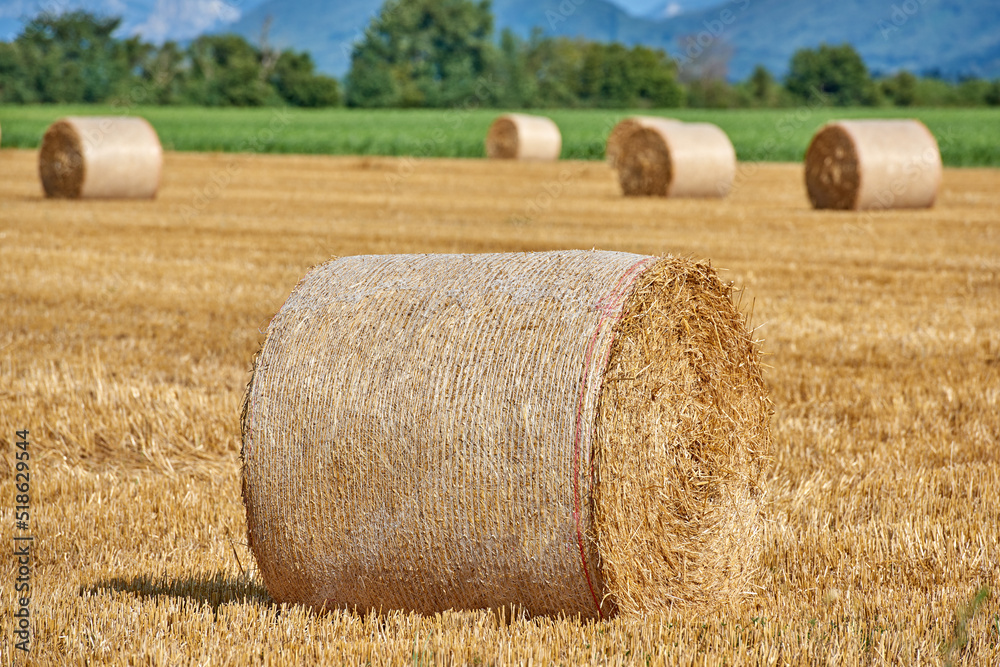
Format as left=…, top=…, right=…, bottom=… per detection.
left=0, top=0, right=728, bottom=43
left=611, top=0, right=725, bottom=19
left=0, top=0, right=257, bottom=42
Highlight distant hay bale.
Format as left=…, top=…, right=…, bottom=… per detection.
left=39, top=117, right=162, bottom=199
left=804, top=119, right=942, bottom=210
left=241, top=250, right=771, bottom=619
left=605, top=116, right=677, bottom=169
left=617, top=120, right=736, bottom=198
left=485, top=113, right=561, bottom=161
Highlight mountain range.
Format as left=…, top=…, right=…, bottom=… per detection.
left=225, top=0, right=1000, bottom=81
left=1, top=0, right=997, bottom=81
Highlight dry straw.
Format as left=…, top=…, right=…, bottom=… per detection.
left=804, top=119, right=942, bottom=210
left=241, top=250, right=771, bottom=619
left=39, top=116, right=163, bottom=199
left=605, top=116, right=678, bottom=169
left=617, top=120, right=736, bottom=198
left=485, top=113, right=562, bottom=161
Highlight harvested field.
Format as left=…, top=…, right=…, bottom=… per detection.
left=0, top=148, right=998, bottom=664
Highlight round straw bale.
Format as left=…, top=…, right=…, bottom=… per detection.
left=804, top=119, right=941, bottom=210
left=241, top=250, right=771, bottom=618
left=39, top=116, right=162, bottom=199
left=485, top=113, right=562, bottom=160
left=617, top=120, right=736, bottom=198
left=605, top=116, right=678, bottom=169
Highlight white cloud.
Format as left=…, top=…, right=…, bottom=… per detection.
left=128, top=0, right=241, bottom=42
left=0, top=0, right=251, bottom=43
left=664, top=2, right=683, bottom=18
left=0, top=0, right=139, bottom=20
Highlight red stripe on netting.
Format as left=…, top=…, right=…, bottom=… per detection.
left=572, top=257, right=656, bottom=618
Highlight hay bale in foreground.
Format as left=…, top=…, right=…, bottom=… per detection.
left=605, top=116, right=677, bottom=169
left=241, top=250, right=771, bottom=619
left=485, top=113, right=561, bottom=160
left=617, top=120, right=736, bottom=198
left=804, top=119, right=941, bottom=210
left=39, top=117, right=162, bottom=199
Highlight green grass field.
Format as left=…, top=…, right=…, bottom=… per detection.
left=1, top=104, right=997, bottom=166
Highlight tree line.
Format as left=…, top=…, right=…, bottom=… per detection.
left=1, top=4, right=998, bottom=110
left=0, top=12, right=341, bottom=107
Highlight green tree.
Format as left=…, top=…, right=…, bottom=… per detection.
left=345, top=46, right=399, bottom=108
left=626, top=45, right=683, bottom=108
left=576, top=43, right=682, bottom=108
left=0, top=42, right=34, bottom=103
left=986, top=80, right=1000, bottom=107
left=0, top=11, right=346, bottom=108
left=685, top=79, right=737, bottom=108
left=346, top=0, right=496, bottom=108
left=746, top=64, right=779, bottom=106
left=785, top=43, right=878, bottom=106
left=881, top=70, right=917, bottom=106
left=138, top=41, right=187, bottom=105
left=13, top=11, right=139, bottom=103
left=185, top=34, right=275, bottom=106
left=955, top=77, right=989, bottom=106
left=271, top=50, right=340, bottom=107
left=523, top=33, right=584, bottom=108
left=493, top=28, right=536, bottom=107
left=913, top=75, right=957, bottom=106
left=578, top=42, right=635, bottom=107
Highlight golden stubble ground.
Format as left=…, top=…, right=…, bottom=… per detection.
left=0, top=148, right=998, bottom=665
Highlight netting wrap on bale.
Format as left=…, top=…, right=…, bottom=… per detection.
left=485, top=114, right=562, bottom=161
left=605, top=116, right=677, bottom=169
left=241, top=250, right=771, bottom=619
left=804, top=119, right=942, bottom=210
left=617, top=120, right=736, bottom=198
left=39, top=116, right=162, bottom=199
